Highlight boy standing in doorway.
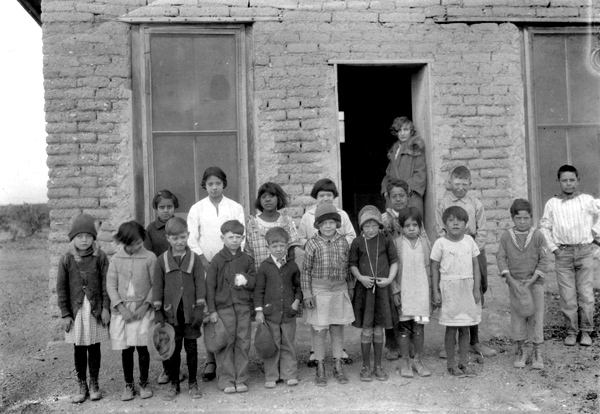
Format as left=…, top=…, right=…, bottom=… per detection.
left=540, top=164, right=600, bottom=347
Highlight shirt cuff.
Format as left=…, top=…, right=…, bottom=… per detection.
left=534, top=270, right=545, bottom=278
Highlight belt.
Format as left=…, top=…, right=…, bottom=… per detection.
left=558, top=243, right=591, bottom=249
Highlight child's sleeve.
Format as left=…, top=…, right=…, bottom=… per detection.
left=99, top=250, right=111, bottom=311
left=348, top=238, right=360, bottom=270
left=385, top=234, right=399, bottom=264
left=187, top=204, right=203, bottom=256
left=422, top=236, right=432, bottom=280
left=243, top=258, right=257, bottom=291
left=143, top=252, right=156, bottom=306
left=406, top=149, right=427, bottom=198
left=430, top=239, right=443, bottom=262
left=534, top=230, right=550, bottom=277
left=152, top=255, right=165, bottom=310
left=496, top=233, right=510, bottom=277
left=254, top=264, right=267, bottom=309
left=539, top=200, right=557, bottom=253
left=56, top=255, right=71, bottom=318
left=193, top=255, right=206, bottom=305
left=474, top=198, right=488, bottom=250
left=470, top=236, right=481, bottom=257
left=244, top=217, right=255, bottom=257
left=205, top=261, right=218, bottom=313
left=301, top=240, right=315, bottom=299
left=286, top=215, right=301, bottom=249
left=106, top=257, right=121, bottom=310
left=292, top=264, right=303, bottom=303
left=391, top=237, right=403, bottom=295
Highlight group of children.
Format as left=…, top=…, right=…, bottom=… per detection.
left=57, top=161, right=598, bottom=403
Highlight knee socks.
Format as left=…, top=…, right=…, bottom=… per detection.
left=74, top=345, right=88, bottom=382
left=373, top=331, right=384, bottom=367
left=469, top=324, right=479, bottom=346
left=88, top=343, right=101, bottom=381
left=184, top=339, right=198, bottom=384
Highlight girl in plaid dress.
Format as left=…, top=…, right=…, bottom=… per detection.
left=56, top=214, right=110, bottom=403
left=245, top=182, right=300, bottom=269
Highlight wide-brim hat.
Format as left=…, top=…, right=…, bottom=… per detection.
left=254, top=323, right=277, bottom=359
left=148, top=323, right=176, bottom=362
left=313, top=203, right=341, bottom=229
left=204, top=317, right=230, bottom=353
left=358, top=205, right=383, bottom=229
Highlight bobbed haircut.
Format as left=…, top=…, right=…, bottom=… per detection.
left=509, top=198, right=532, bottom=218
left=265, top=226, right=289, bottom=245
left=201, top=167, right=228, bottom=190
left=389, top=116, right=416, bottom=137
left=450, top=165, right=471, bottom=181
left=310, top=178, right=339, bottom=199
left=254, top=182, right=289, bottom=212
left=386, top=178, right=410, bottom=197
left=152, top=189, right=179, bottom=209
left=165, top=217, right=188, bottom=236
left=114, top=221, right=146, bottom=245
left=221, top=219, right=244, bottom=236
left=442, top=206, right=469, bottom=225
left=557, top=164, right=578, bottom=179
left=397, top=206, right=423, bottom=229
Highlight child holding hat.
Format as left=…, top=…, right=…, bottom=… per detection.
left=56, top=214, right=110, bottom=403
left=349, top=206, right=398, bottom=382
left=302, top=204, right=355, bottom=387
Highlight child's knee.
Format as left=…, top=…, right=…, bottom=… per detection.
left=361, top=327, right=374, bottom=342
left=373, top=326, right=384, bottom=344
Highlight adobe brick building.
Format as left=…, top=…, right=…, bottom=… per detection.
left=42, top=0, right=600, bottom=320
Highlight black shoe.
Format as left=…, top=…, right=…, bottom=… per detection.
left=307, top=351, right=317, bottom=367
left=201, top=362, right=216, bottom=382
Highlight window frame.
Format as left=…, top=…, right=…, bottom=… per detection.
left=132, top=24, right=251, bottom=224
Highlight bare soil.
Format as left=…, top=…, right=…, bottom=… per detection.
left=1, top=232, right=598, bottom=413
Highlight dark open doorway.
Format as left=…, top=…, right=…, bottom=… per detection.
left=338, top=65, right=416, bottom=229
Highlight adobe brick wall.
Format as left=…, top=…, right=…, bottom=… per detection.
left=42, top=0, right=598, bottom=334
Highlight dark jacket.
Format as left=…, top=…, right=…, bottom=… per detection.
left=153, top=246, right=205, bottom=326
left=206, top=247, right=256, bottom=313
left=254, top=256, right=303, bottom=324
left=144, top=219, right=171, bottom=257
left=56, top=248, right=110, bottom=323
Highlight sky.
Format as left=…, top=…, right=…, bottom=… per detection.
left=0, top=2, right=47, bottom=205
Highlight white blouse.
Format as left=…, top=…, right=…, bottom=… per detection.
left=187, top=196, right=245, bottom=262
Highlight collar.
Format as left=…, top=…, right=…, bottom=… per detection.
left=69, top=241, right=99, bottom=262
left=154, top=219, right=167, bottom=229
left=271, top=254, right=286, bottom=267
left=316, top=231, right=343, bottom=244
left=217, top=246, right=243, bottom=262
left=508, top=227, right=535, bottom=251
left=555, top=191, right=581, bottom=201
left=448, top=193, right=468, bottom=203
left=164, top=246, right=194, bottom=273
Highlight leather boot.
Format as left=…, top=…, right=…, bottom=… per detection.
left=412, top=354, right=431, bottom=377
left=315, top=361, right=327, bottom=387
left=89, top=377, right=102, bottom=401
left=333, top=359, right=349, bottom=384
left=72, top=379, right=88, bottom=404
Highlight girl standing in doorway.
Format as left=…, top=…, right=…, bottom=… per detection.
left=381, top=117, right=427, bottom=214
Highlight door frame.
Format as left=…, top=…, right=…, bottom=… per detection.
left=330, top=60, right=436, bottom=237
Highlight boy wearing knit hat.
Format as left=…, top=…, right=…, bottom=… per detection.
left=57, top=214, right=110, bottom=403
left=302, top=204, right=355, bottom=387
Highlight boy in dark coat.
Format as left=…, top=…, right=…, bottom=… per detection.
left=206, top=220, right=256, bottom=393
left=255, top=227, right=302, bottom=388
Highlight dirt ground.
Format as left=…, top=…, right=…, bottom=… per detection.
left=1, top=232, right=599, bottom=413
